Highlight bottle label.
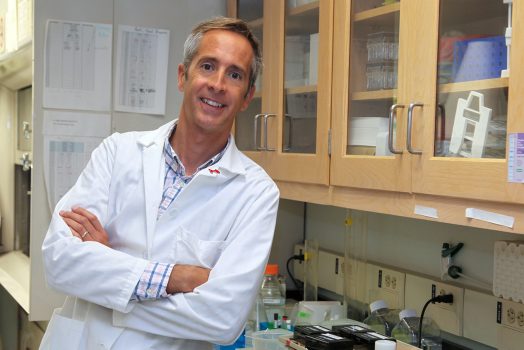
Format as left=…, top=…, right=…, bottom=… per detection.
left=262, top=298, right=283, bottom=305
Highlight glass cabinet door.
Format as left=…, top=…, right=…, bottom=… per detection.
left=331, top=0, right=411, bottom=192
left=264, top=0, right=331, bottom=185
left=233, top=0, right=332, bottom=185
left=233, top=0, right=265, bottom=152
left=434, top=0, right=508, bottom=160
left=346, top=0, right=400, bottom=158
left=414, top=0, right=520, bottom=203
left=282, top=1, right=319, bottom=154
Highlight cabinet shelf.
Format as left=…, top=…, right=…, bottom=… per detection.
left=439, top=78, right=509, bottom=94
left=287, top=2, right=320, bottom=35
left=288, top=1, right=319, bottom=16
left=351, top=89, right=396, bottom=100
left=354, top=2, right=400, bottom=23
left=285, top=84, right=317, bottom=95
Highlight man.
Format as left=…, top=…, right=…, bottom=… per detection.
left=40, top=17, right=279, bottom=350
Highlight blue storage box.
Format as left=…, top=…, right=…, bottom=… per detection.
left=452, top=35, right=507, bottom=82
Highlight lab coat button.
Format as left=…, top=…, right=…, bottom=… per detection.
left=146, top=288, right=153, bottom=295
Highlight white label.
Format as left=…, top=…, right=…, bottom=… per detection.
left=321, top=333, right=343, bottom=340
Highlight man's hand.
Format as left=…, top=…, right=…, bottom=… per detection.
left=60, top=207, right=111, bottom=247
left=167, top=265, right=211, bottom=294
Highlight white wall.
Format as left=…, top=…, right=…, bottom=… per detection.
left=303, top=202, right=520, bottom=291
left=30, top=0, right=227, bottom=321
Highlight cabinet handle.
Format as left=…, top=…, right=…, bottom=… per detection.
left=388, top=104, right=404, bottom=154
left=254, top=114, right=265, bottom=151
left=264, top=114, right=277, bottom=151
left=406, top=102, right=424, bottom=155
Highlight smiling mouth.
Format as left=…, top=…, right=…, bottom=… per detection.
left=201, top=98, right=225, bottom=108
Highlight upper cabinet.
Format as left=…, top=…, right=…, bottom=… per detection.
left=231, top=0, right=333, bottom=185
left=331, top=0, right=524, bottom=204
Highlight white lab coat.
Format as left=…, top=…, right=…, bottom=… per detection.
left=40, top=121, right=280, bottom=350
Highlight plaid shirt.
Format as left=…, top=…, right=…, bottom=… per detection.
left=133, top=126, right=229, bottom=301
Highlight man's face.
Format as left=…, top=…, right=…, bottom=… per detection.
left=177, top=29, right=255, bottom=138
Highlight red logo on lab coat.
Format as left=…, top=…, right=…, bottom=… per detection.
left=209, top=168, right=220, bottom=175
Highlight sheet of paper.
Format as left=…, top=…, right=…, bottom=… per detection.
left=0, top=14, right=5, bottom=54
left=43, top=111, right=111, bottom=211
left=508, top=133, right=524, bottom=183
left=114, top=25, right=170, bottom=115
left=16, top=0, right=32, bottom=46
left=43, top=20, right=112, bottom=111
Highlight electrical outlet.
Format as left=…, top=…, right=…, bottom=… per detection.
left=405, top=274, right=464, bottom=336
left=366, top=264, right=405, bottom=310
left=498, top=298, right=524, bottom=333
left=497, top=298, right=524, bottom=350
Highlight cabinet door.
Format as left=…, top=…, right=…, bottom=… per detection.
left=412, top=0, right=524, bottom=204
left=266, top=0, right=332, bottom=185
left=331, top=0, right=411, bottom=192
left=233, top=0, right=332, bottom=185
left=231, top=0, right=267, bottom=167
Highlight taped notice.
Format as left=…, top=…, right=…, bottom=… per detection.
left=508, top=133, right=524, bottom=183
left=465, top=208, right=515, bottom=228
left=414, top=205, right=438, bottom=219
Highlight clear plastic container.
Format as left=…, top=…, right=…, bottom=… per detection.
left=256, top=264, right=286, bottom=330
left=366, top=61, right=397, bottom=90
left=247, top=329, right=293, bottom=350
left=260, top=264, right=286, bottom=306
left=392, top=309, right=442, bottom=350
left=362, top=300, right=398, bottom=336
left=367, top=32, right=398, bottom=63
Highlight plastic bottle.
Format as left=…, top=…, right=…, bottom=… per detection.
left=362, top=300, right=397, bottom=336
left=391, top=309, right=442, bottom=349
left=260, top=264, right=286, bottom=306
left=257, top=264, right=286, bottom=330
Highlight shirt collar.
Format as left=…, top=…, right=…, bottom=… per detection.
left=163, top=123, right=230, bottom=176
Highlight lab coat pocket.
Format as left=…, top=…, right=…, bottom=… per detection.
left=173, top=228, right=227, bottom=269
left=39, top=308, right=85, bottom=350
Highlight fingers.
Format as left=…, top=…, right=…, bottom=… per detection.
left=59, top=207, right=110, bottom=246
left=60, top=209, right=98, bottom=241
left=72, top=207, right=105, bottom=233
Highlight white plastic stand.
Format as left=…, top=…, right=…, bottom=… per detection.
left=501, top=0, right=512, bottom=77
left=449, top=91, right=492, bottom=158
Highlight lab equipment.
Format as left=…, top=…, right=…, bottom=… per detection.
left=362, top=300, right=398, bottom=336
left=391, top=309, right=442, bottom=349
left=247, top=329, right=292, bottom=350
left=375, top=339, right=397, bottom=350
left=295, top=301, right=346, bottom=325
left=256, top=264, right=286, bottom=330
left=449, top=91, right=492, bottom=158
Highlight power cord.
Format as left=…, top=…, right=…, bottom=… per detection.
left=417, top=294, right=453, bottom=348
left=286, top=254, right=304, bottom=292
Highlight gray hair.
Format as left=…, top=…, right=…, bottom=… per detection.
left=183, top=17, right=262, bottom=93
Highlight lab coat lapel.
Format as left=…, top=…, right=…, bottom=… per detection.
left=138, top=122, right=173, bottom=257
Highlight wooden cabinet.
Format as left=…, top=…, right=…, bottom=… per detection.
left=331, top=0, right=524, bottom=205
left=231, top=0, right=524, bottom=232
left=230, top=0, right=333, bottom=185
